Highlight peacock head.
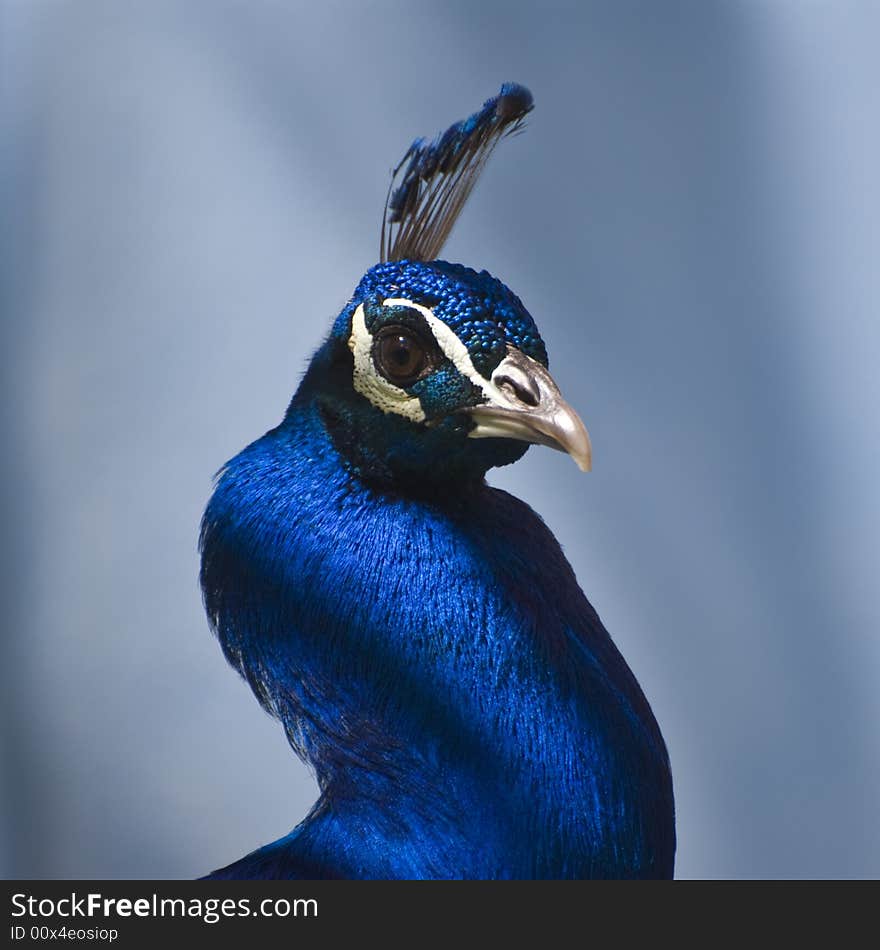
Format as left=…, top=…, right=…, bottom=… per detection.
left=295, top=258, right=590, bottom=489
left=290, top=84, right=591, bottom=490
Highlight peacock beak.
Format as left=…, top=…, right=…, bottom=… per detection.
left=462, top=346, right=592, bottom=472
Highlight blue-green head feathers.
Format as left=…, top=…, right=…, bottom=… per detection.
left=341, top=260, right=547, bottom=375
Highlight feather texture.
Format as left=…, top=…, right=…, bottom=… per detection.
left=381, top=83, right=533, bottom=263
left=200, top=401, right=675, bottom=879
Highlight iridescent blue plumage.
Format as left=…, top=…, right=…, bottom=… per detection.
left=200, top=85, right=675, bottom=879
left=338, top=260, right=547, bottom=376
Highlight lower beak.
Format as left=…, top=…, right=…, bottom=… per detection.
left=461, top=346, right=592, bottom=472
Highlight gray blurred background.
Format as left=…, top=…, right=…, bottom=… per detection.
left=2, top=0, right=878, bottom=879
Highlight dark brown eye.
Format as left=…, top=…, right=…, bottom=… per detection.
left=374, top=327, right=429, bottom=385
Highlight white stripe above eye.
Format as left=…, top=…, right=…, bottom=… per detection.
left=381, top=298, right=507, bottom=403
left=348, top=304, right=426, bottom=422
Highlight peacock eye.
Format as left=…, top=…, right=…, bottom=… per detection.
left=373, top=325, right=432, bottom=386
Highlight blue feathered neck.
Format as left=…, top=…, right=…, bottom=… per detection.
left=200, top=402, right=674, bottom=879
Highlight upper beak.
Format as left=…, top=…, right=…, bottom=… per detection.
left=461, top=346, right=592, bottom=472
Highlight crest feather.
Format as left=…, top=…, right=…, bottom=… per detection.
left=381, top=83, right=534, bottom=263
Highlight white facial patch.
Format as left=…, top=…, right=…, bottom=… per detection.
left=347, top=297, right=513, bottom=421
left=348, top=304, right=426, bottom=422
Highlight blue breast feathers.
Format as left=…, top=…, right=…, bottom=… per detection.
left=200, top=402, right=675, bottom=879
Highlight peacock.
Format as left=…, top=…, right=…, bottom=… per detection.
left=199, top=84, right=675, bottom=879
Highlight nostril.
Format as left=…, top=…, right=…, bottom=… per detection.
left=495, top=372, right=540, bottom=407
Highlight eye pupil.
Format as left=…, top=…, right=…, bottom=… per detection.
left=390, top=337, right=412, bottom=366
left=377, top=329, right=428, bottom=383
